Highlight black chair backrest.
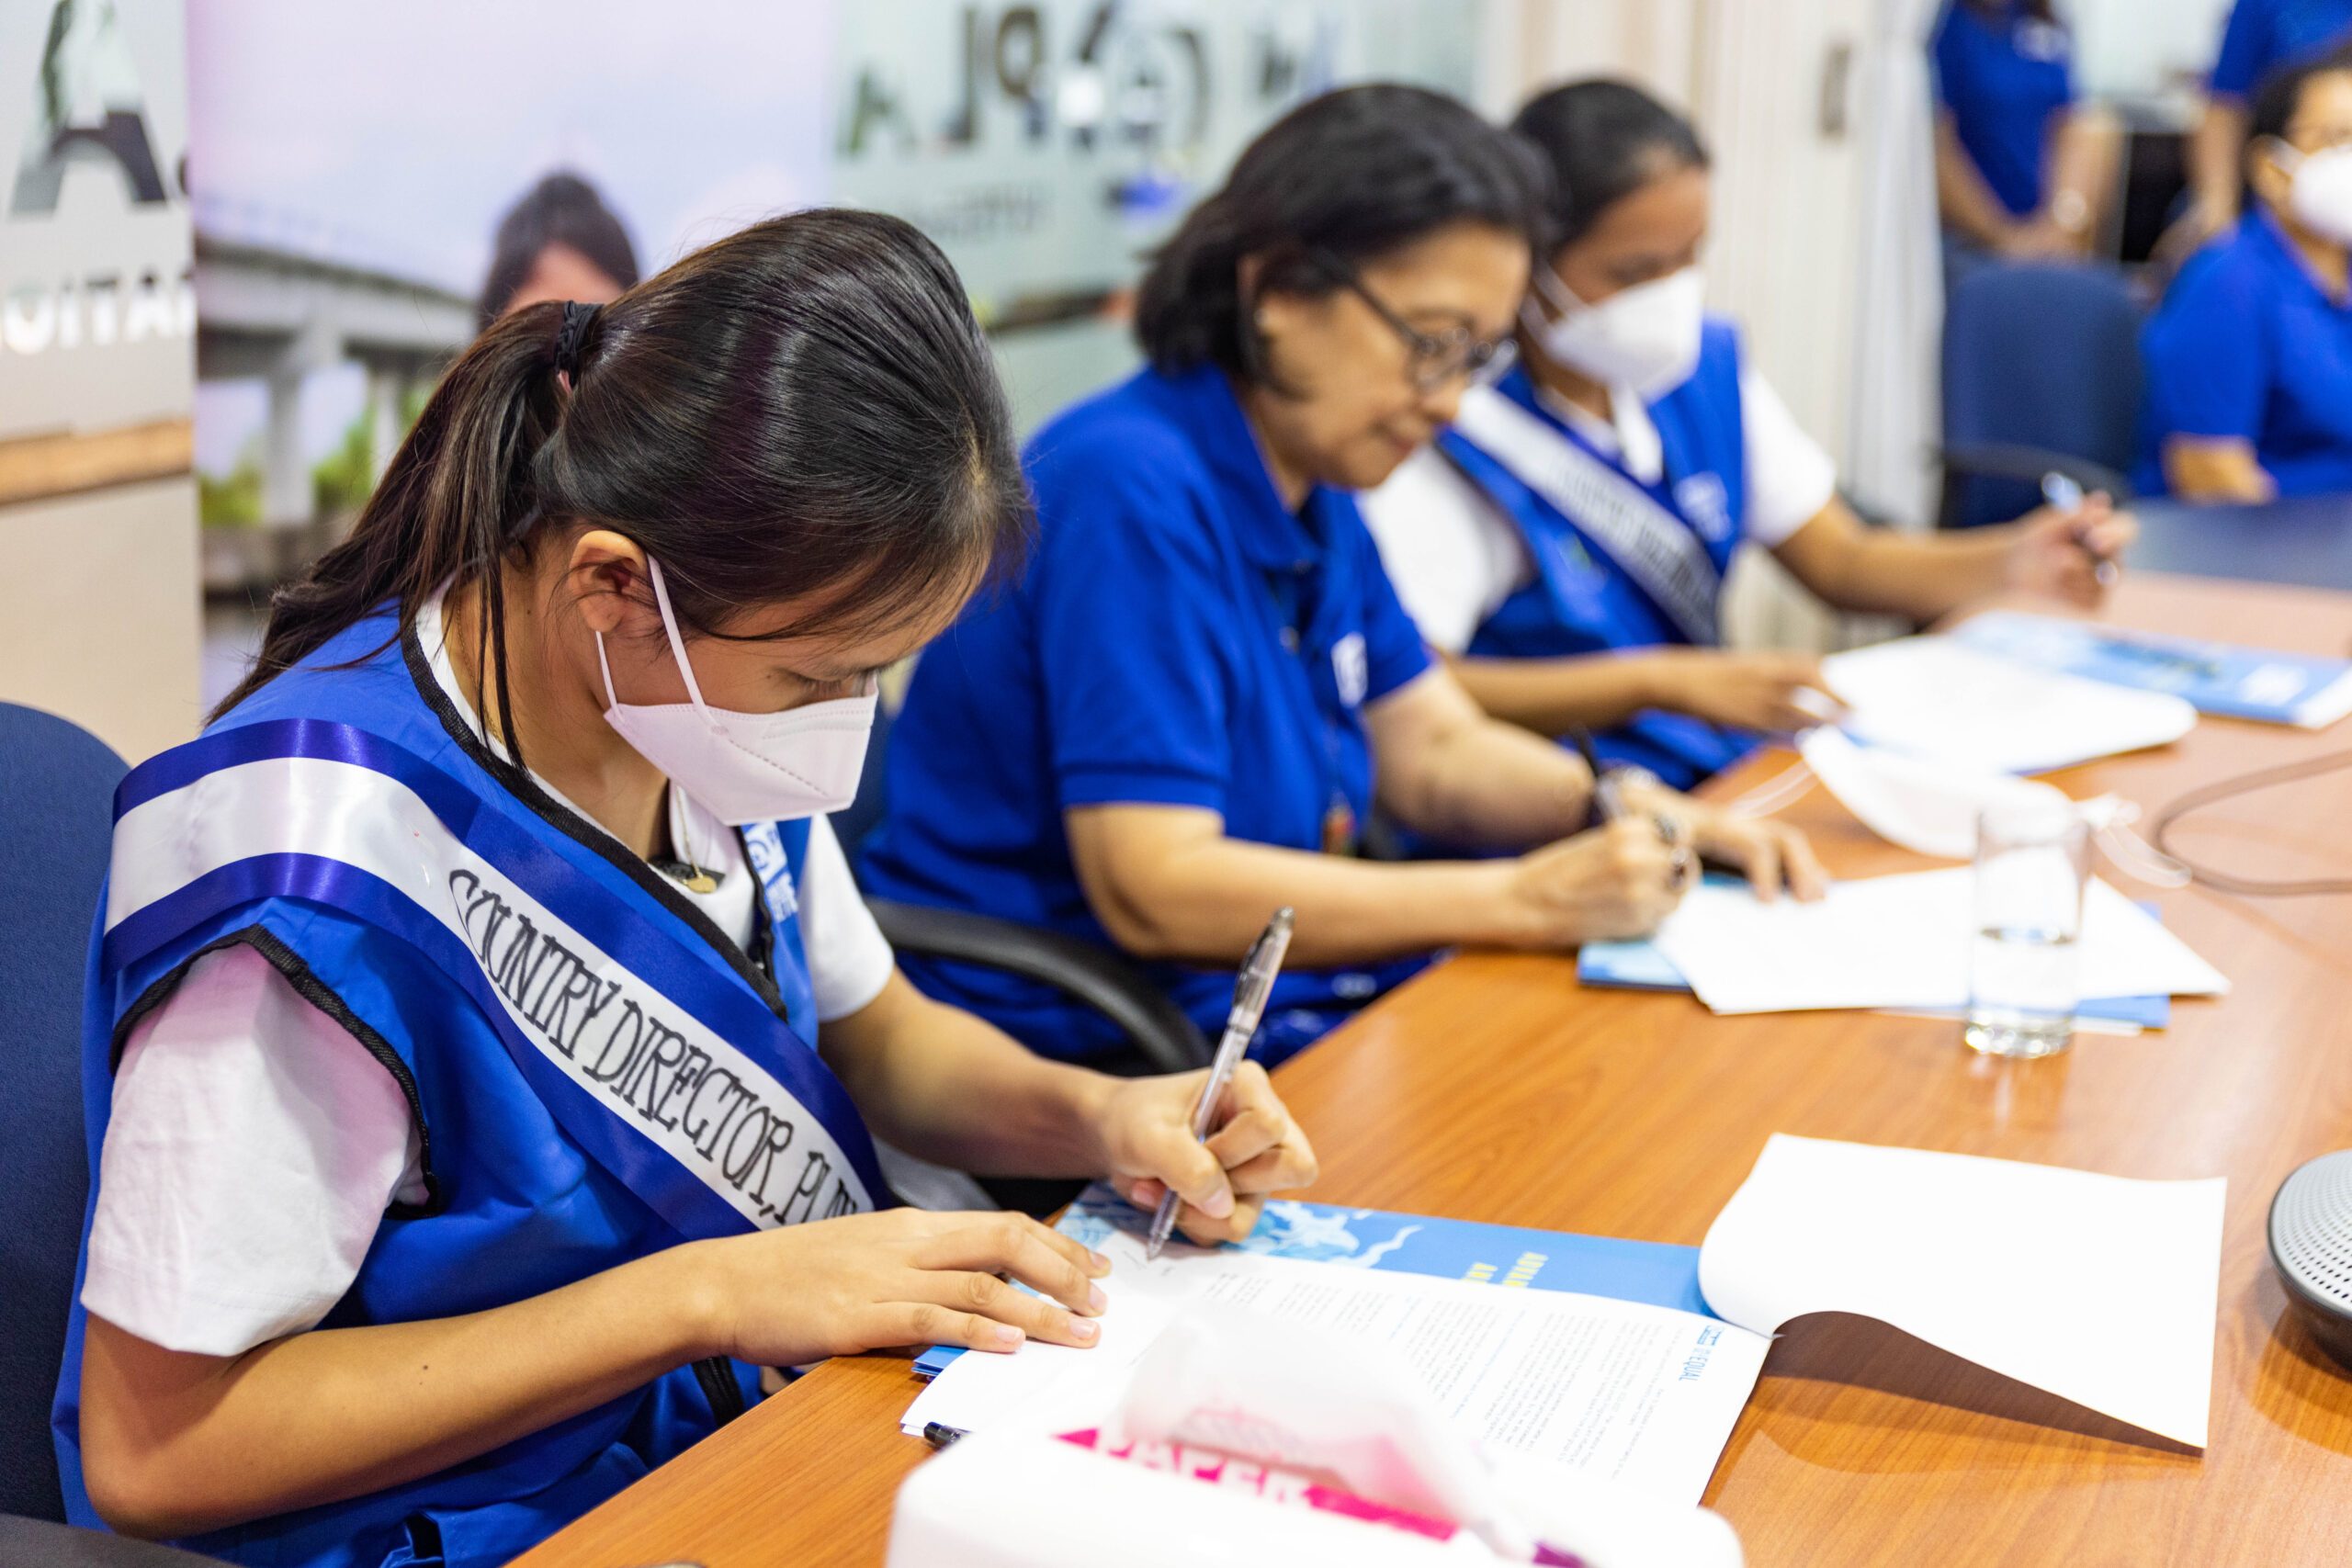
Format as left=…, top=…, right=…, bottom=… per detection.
left=0, top=705, right=127, bottom=1520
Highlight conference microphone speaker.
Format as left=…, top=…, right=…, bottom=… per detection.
left=2270, top=1150, right=2352, bottom=1371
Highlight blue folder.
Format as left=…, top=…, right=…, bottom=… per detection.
left=914, top=1186, right=1707, bottom=1379
left=1953, top=610, right=2352, bottom=728
left=1577, top=929, right=2171, bottom=1029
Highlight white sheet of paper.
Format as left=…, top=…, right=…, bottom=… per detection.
left=1823, top=637, right=2197, bottom=774
left=902, top=1229, right=1770, bottom=1506
left=1652, top=868, right=2228, bottom=1015
left=1698, top=1134, right=2225, bottom=1448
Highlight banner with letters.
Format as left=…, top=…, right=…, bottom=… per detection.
left=0, top=0, right=193, bottom=457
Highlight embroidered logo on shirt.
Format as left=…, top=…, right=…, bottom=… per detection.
left=1332, top=632, right=1370, bottom=708
left=2018, top=20, right=2069, bottom=62
left=741, top=819, right=800, bottom=923
left=1675, top=473, right=1735, bottom=544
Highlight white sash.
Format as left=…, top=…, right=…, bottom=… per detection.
left=1452, top=386, right=1723, bottom=646
left=108, top=754, right=876, bottom=1229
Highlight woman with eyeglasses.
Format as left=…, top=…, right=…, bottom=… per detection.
left=1362, top=79, right=2132, bottom=793
left=2141, top=47, right=2352, bottom=502
left=860, top=85, right=1821, bottom=1069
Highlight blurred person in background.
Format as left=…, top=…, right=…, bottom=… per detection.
left=2168, top=0, right=2352, bottom=265
left=1362, top=79, right=2132, bottom=794
left=1931, top=0, right=2120, bottom=264
left=479, top=170, right=640, bottom=327
left=2142, top=48, right=2352, bottom=501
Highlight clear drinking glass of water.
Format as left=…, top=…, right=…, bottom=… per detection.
left=1965, top=797, right=2089, bottom=1058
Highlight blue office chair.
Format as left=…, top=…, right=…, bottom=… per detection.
left=837, top=697, right=1208, bottom=1077
left=1940, top=261, right=2145, bottom=530
left=0, top=707, right=231, bottom=1566
left=0, top=704, right=122, bottom=1525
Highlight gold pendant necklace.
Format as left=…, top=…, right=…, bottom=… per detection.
left=660, top=786, right=722, bottom=895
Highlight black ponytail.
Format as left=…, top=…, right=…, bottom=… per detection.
left=1135, top=84, right=1546, bottom=381
left=217, top=209, right=1031, bottom=767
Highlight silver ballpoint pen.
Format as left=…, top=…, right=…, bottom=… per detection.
left=1144, top=907, right=1295, bottom=1261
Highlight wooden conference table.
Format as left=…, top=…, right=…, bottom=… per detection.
left=517, top=572, right=2352, bottom=1568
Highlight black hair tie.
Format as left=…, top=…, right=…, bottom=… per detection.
left=552, top=300, right=600, bottom=379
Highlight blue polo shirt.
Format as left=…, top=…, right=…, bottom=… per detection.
left=2211, top=0, right=2352, bottom=100
left=1933, top=1, right=2077, bottom=218
left=861, top=365, right=1435, bottom=1066
left=2138, top=212, right=2352, bottom=498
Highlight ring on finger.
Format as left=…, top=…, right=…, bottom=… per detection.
left=1651, top=812, right=1682, bottom=846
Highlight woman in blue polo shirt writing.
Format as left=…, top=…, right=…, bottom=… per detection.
left=861, top=85, right=1824, bottom=1069
left=2142, top=49, right=2352, bottom=501
left=1360, top=80, right=2132, bottom=794
left=55, top=211, right=1313, bottom=1568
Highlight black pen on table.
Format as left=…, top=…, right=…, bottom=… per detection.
left=1142, top=907, right=1294, bottom=1261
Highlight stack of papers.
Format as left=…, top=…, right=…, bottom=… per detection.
left=1578, top=911, right=2171, bottom=1033
left=1650, top=868, right=2227, bottom=1016
left=1701, top=1135, right=2225, bottom=1448
left=912, top=1193, right=1713, bottom=1381
left=1823, top=635, right=2198, bottom=773
left=1954, top=610, right=2352, bottom=729
left=904, top=1137, right=2228, bottom=1487
left=902, top=1194, right=1769, bottom=1506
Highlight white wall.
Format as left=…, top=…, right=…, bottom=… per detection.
left=1, top=0, right=200, bottom=761
left=1478, top=0, right=1871, bottom=468
left=1478, top=0, right=1888, bottom=650
left=2071, top=0, right=2233, bottom=101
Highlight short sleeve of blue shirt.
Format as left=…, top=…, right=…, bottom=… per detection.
left=2211, top=0, right=2352, bottom=98
left=2212, top=0, right=2272, bottom=98
left=1027, top=421, right=1239, bottom=815
left=1931, top=6, right=1963, bottom=106
left=2143, top=242, right=2273, bottom=443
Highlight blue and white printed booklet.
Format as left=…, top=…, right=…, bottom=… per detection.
left=905, top=1187, right=1769, bottom=1506
left=1953, top=610, right=2352, bottom=728
left=917, top=1185, right=1716, bottom=1380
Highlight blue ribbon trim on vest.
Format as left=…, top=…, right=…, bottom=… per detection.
left=107, top=719, right=888, bottom=1239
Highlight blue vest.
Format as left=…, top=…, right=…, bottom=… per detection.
left=1436, top=328, right=1756, bottom=790
left=51, top=609, right=888, bottom=1568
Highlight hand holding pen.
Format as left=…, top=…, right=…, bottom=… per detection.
left=2035, top=472, right=2134, bottom=602
left=1146, top=908, right=1293, bottom=1259
left=1096, top=908, right=1317, bottom=1256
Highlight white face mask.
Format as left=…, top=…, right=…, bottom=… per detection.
left=1521, top=265, right=1706, bottom=399
left=2275, top=141, right=2352, bottom=246
left=596, top=558, right=878, bottom=827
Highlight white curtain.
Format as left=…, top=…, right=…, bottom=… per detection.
left=1845, top=0, right=1948, bottom=533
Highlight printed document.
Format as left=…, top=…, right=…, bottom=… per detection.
left=902, top=1226, right=1770, bottom=1506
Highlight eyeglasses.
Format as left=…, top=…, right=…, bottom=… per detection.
left=1310, top=250, right=1517, bottom=393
